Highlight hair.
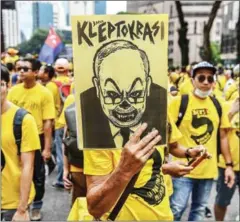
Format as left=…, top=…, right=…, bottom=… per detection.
left=22, top=58, right=41, bottom=71
left=41, top=64, right=55, bottom=80
left=6, top=62, right=15, bottom=72
left=1, top=65, right=10, bottom=84
left=93, top=40, right=150, bottom=78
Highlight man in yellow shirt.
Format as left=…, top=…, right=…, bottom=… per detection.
left=7, top=58, right=55, bottom=221
left=38, top=64, right=65, bottom=188
left=214, top=97, right=240, bottom=220
left=1, top=66, right=40, bottom=221
left=169, top=61, right=235, bottom=221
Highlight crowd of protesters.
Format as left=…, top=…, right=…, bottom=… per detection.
left=1, top=47, right=239, bottom=221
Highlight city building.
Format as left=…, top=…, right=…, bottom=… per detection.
left=52, top=2, right=67, bottom=30
left=16, top=1, right=33, bottom=42
left=69, top=1, right=94, bottom=16
left=2, top=8, right=19, bottom=48
left=127, top=1, right=222, bottom=66
left=95, top=1, right=107, bottom=15
left=220, top=1, right=239, bottom=65
left=32, top=2, right=53, bottom=30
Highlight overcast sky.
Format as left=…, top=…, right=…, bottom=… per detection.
left=106, top=1, right=127, bottom=14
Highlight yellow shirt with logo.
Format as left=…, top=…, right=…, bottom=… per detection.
left=169, top=93, right=230, bottom=179
left=84, top=146, right=173, bottom=221
left=7, top=83, right=55, bottom=134
left=1, top=103, right=40, bottom=209
left=45, top=81, right=63, bottom=130
left=218, top=101, right=239, bottom=171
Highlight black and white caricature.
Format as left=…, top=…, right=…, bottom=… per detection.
left=72, top=16, right=168, bottom=149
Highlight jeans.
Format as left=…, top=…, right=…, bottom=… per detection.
left=54, top=128, right=64, bottom=185
left=32, top=134, right=46, bottom=210
left=170, top=177, right=213, bottom=221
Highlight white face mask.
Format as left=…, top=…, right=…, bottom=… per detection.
left=194, top=88, right=212, bottom=98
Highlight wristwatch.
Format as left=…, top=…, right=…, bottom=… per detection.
left=185, top=148, right=192, bottom=161
left=225, top=162, right=234, bottom=167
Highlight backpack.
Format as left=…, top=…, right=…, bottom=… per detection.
left=176, top=94, right=222, bottom=160
left=62, top=103, right=83, bottom=168
left=13, top=108, right=29, bottom=155
left=53, top=80, right=71, bottom=103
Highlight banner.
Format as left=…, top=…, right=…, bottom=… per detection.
left=71, top=15, right=168, bottom=149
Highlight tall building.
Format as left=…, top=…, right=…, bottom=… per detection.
left=52, top=2, right=66, bottom=29
left=127, top=1, right=222, bottom=66
left=220, top=1, right=239, bottom=65
left=32, top=2, right=53, bottom=31
left=95, top=1, right=106, bottom=14
left=2, top=8, right=19, bottom=48
left=69, top=1, right=94, bottom=16
left=16, top=1, right=33, bottom=42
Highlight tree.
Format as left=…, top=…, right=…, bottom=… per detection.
left=210, top=41, right=221, bottom=64
left=175, top=1, right=189, bottom=66
left=18, top=29, right=48, bottom=55
left=201, top=1, right=222, bottom=62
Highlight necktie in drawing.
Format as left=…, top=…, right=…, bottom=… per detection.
left=120, top=128, right=130, bottom=147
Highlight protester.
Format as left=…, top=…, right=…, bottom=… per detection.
left=50, top=58, right=72, bottom=188
left=214, top=99, right=239, bottom=220
left=1, top=65, right=40, bottom=221
left=7, top=58, right=55, bottom=221
left=169, top=61, right=235, bottom=221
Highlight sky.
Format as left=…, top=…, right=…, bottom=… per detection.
left=106, top=1, right=127, bottom=14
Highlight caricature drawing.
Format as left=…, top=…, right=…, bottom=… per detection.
left=80, top=40, right=167, bottom=148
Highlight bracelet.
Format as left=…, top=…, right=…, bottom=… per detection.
left=225, top=162, right=234, bottom=168
left=185, top=147, right=192, bottom=161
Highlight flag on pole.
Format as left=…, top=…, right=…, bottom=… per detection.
left=39, top=27, right=64, bottom=64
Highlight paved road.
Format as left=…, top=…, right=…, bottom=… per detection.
left=41, top=170, right=239, bottom=221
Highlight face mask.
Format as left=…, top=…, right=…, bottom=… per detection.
left=194, top=88, right=212, bottom=98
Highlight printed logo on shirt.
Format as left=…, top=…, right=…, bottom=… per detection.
left=131, top=149, right=165, bottom=205
left=190, top=109, right=214, bottom=145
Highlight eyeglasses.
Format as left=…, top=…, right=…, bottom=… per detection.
left=99, top=85, right=147, bottom=105
left=197, top=75, right=214, bottom=84
left=17, top=66, right=32, bottom=72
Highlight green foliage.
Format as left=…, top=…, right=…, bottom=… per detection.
left=117, top=11, right=140, bottom=15
left=210, top=41, right=222, bottom=64
left=18, top=29, right=48, bottom=55
left=18, top=29, right=72, bottom=56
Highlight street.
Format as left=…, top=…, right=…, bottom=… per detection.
left=41, top=169, right=239, bottom=221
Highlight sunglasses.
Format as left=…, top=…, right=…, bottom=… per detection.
left=197, top=75, right=214, bottom=84
left=17, top=66, right=32, bottom=72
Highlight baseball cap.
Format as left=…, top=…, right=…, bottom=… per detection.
left=54, top=58, right=69, bottom=71
left=191, top=61, right=216, bottom=78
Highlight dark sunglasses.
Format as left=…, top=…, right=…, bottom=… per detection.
left=17, top=66, right=32, bottom=72
left=197, top=75, right=214, bottom=83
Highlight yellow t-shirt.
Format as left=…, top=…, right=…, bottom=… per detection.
left=84, top=147, right=173, bottom=221
left=45, top=81, right=64, bottom=130
left=55, top=75, right=71, bottom=84
left=218, top=101, right=240, bottom=171
left=179, top=78, right=194, bottom=95
left=225, top=82, right=239, bottom=101
left=169, top=93, right=230, bottom=179
left=58, top=94, right=75, bottom=126
left=7, top=83, right=55, bottom=134
left=1, top=104, right=40, bottom=209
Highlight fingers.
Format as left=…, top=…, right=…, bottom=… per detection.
left=129, top=123, right=148, bottom=144
left=141, top=135, right=161, bottom=156
left=137, top=129, right=159, bottom=150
